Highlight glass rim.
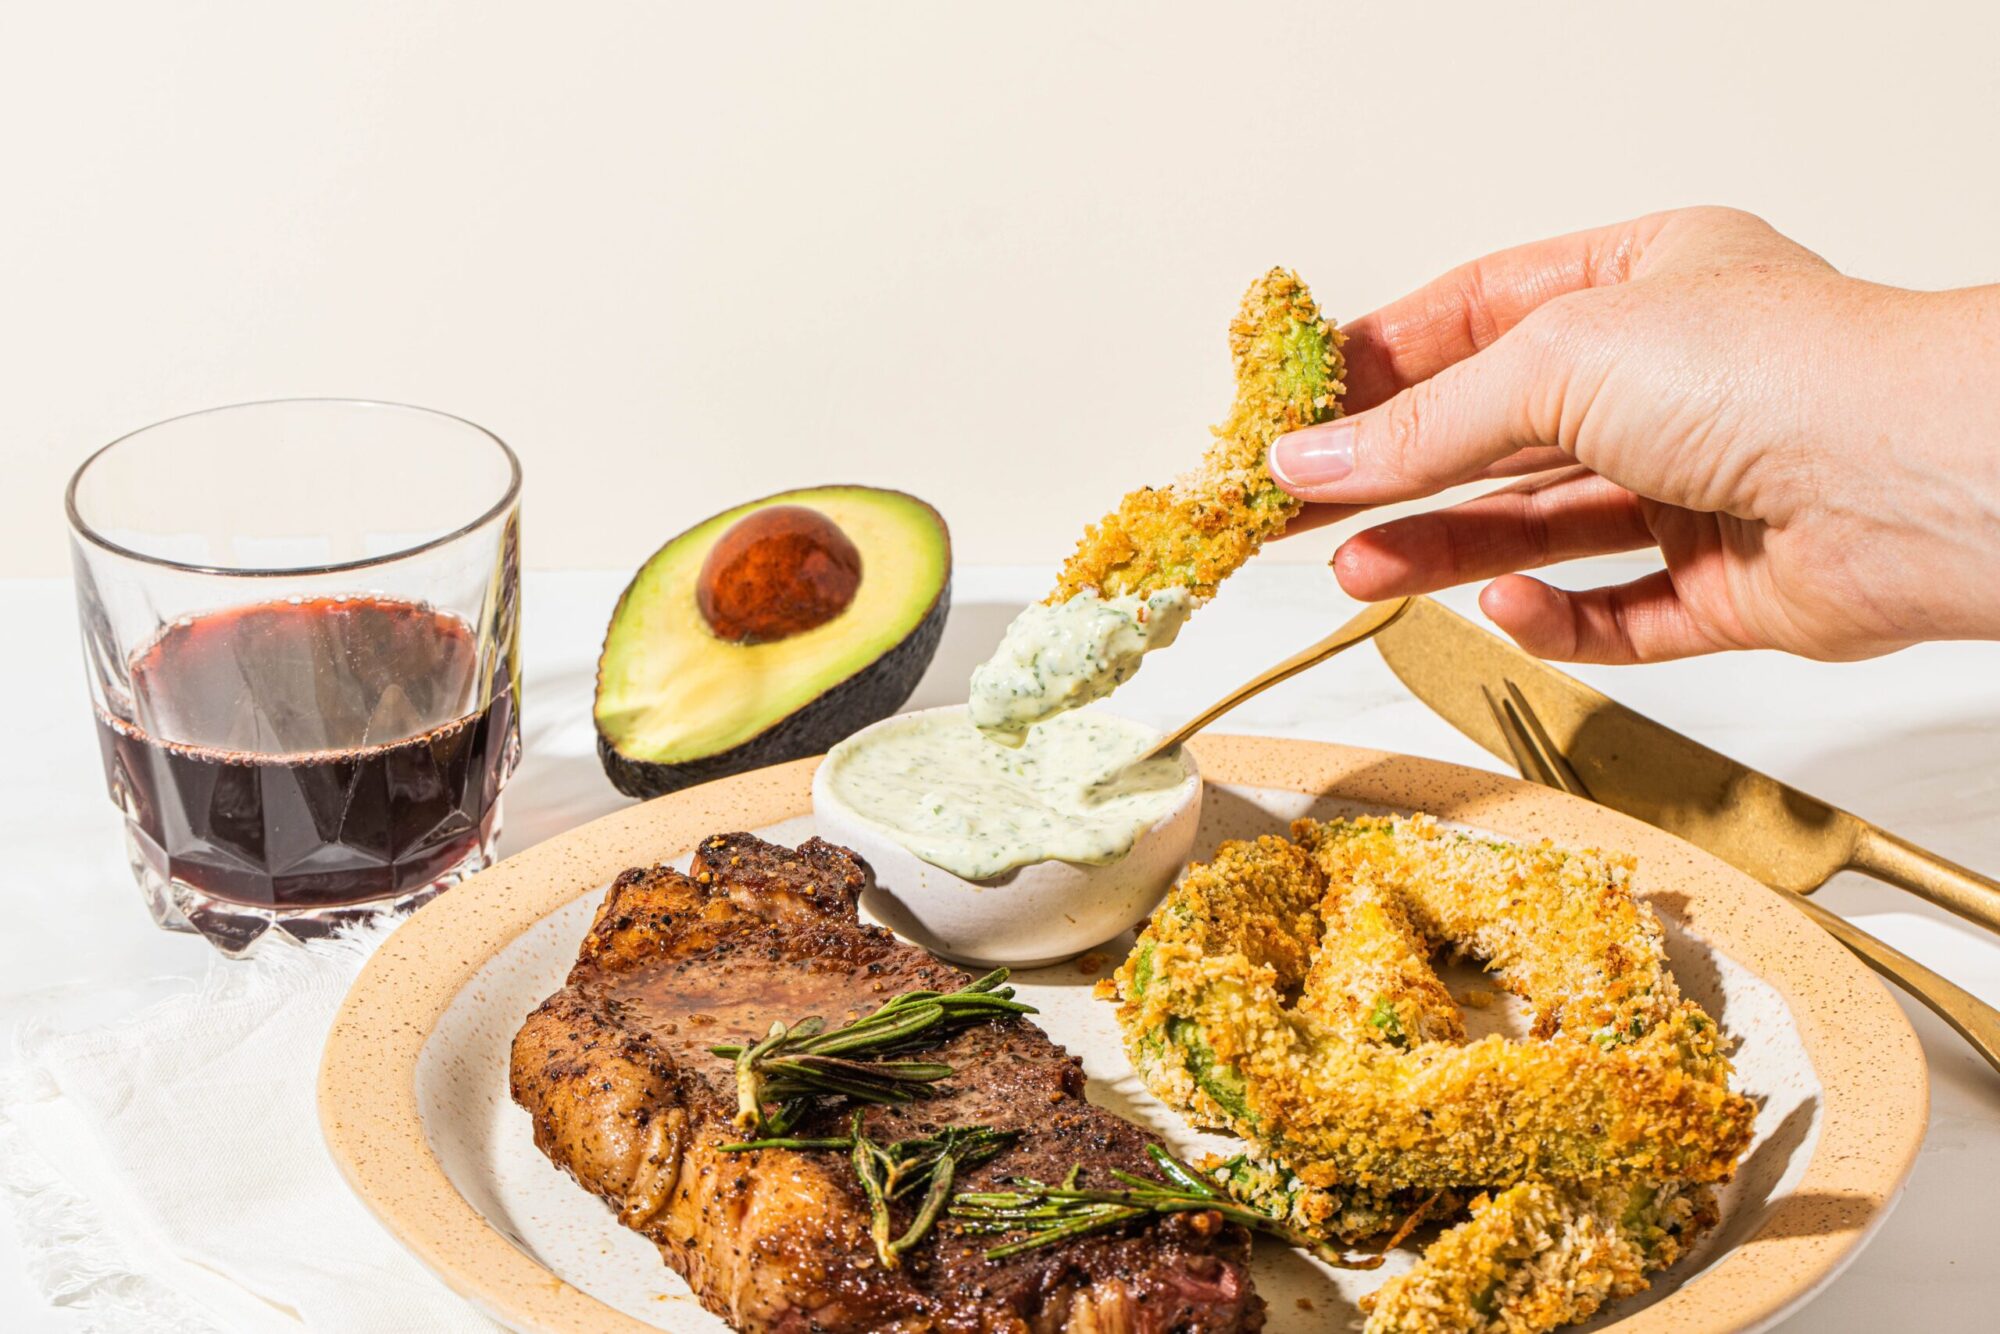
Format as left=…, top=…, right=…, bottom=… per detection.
left=65, top=396, right=523, bottom=578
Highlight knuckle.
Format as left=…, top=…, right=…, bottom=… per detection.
left=1453, top=260, right=1507, bottom=351
left=1372, top=386, right=1434, bottom=481
left=1679, top=203, right=1765, bottom=230
left=1609, top=603, right=1646, bottom=662
left=1676, top=204, right=1780, bottom=244
left=1516, top=494, right=1555, bottom=568
left=1508, top=297, right=1614, bottom=451
left=1513, top=291, right=1597, bottom=355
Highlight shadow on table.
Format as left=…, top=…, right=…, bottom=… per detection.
left=499, top=662, right=630, bottom=854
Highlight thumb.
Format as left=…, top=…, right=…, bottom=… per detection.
left=1269, top=316, right=1578, bottom=507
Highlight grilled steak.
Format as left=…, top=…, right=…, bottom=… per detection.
left=510, top=833, right=1264, bottom=1333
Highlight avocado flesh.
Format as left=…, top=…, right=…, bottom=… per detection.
left=595, top=486, right=951, bottom=797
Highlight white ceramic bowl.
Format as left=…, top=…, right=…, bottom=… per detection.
left=811, top=706, right=1202, bottom=968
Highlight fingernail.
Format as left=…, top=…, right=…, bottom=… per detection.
left=1270, top=422, right=1355, bottom=490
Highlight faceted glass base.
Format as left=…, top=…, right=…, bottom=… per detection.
left=125, top=804, right=503, bottom=958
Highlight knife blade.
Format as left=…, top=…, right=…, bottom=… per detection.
left=1374, top=595, right=2000, bottom=935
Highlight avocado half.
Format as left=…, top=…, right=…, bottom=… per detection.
left=595, top=485, right=951, bottom=798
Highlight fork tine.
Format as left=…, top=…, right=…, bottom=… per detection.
left=1484, top=685, right=1555, bottom=789
left=1501, top=680, right=1593, bottom=800
left=1487, top=688, right=1542, bottom=788
left=1489, top=685, right=1582, bottom=798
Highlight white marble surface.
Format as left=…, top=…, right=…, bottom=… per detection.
left=5, top=562, right=1999, bottom=1331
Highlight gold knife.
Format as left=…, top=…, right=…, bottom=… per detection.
left=1484, top=677, right=2000, bottom=1076
left=1375, top=595, right=2000, bottom=935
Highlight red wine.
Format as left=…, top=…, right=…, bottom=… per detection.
left=97, top=596, right=517, bottom=908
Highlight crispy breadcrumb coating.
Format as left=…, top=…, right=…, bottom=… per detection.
left=1293, top=818, right=1722, bottom=1331
left=1118, top=819, right=1734, bottom=1333
left=1361, top=1179, right=1718, bottom=1334
left=1113, top=819, right=1752, bottom=1191
left=1152, top=838, right=1441, bottom=1243
left=1293, top=816, right=1699, bottom=1061
left=1298, top=873, right=1468, bottom=1048
left=1048, top=268, right=1345, bottom=605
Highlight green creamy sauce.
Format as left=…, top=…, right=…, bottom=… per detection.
left=825, top=709, right=1196, bottom=881
left=967, top=589, right=1193, bottom=740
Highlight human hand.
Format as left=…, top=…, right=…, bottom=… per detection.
left=1269, top=207, right=2000, bottom=662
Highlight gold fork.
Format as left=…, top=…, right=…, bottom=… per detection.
left=1141, top=597, right=1413, bottom=762
left=1485, top=678, right=2000, bottom=1078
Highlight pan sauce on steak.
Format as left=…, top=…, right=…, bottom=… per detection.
left=510, top=833, right=1265, bottom=1332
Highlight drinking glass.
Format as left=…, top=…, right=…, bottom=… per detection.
left=67, top=399, right=522, bottom=956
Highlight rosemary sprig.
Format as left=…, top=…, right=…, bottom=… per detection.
left=720, top=1111, right=1018, bottom=1267
left=851, top=1112, right=1017, bottom=1267
left=711, top=970, right=1035, bottom=1134
left=950, top=1143, right=1386, bottom=1270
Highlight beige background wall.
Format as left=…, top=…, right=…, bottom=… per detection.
left=5, top=1, right=1996, bottom=578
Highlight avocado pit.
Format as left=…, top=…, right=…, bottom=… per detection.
left=696, top=505, right=863, bottom=644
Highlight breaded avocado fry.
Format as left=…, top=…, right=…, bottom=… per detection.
left=1297, top=874, right=1468, bottom=1049
left=1292, top=815, right=1705, bottom=1062
left=1113, top=820, right=1753, bottom=1192
left=1207, top=1147, right=1445, bottom=1250
left=1115, top=819, right=1736, bottom=1333
left=1050, top=268, right=1346, bottom=604
left=968, top=269, right=1344, bottom=736
left=1126, top=837, right=1440, bottom=1244
left=1290, top=818, right=1722, bottom=1329
left=1208, top=851, right=1463, bottom=1245
left=1362, top=1179, right=1719, bottom=1334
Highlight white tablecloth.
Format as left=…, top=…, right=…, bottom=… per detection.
left=4, top=564, right=1998, bottom=1331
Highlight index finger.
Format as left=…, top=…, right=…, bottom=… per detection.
left=1340, top=213, right=1670, bottom=412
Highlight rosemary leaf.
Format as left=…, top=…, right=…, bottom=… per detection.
left=717, top=970, right=1035, bottom=1135
left=891, top=1151, right=956, bottom=1260
left=1144, top=1143, right=1220, bottom=1197
left=948, top=1149, right=1386, bottom=1270
left=852, top=1119, right=897, bottom=1266
left=717, top=1135, right=855, bottom=1153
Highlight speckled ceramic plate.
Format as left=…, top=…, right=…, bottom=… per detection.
left=320, top=737, right=1926, bottom=1334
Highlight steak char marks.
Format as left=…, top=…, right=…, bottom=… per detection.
left=511, top=833, right=1264, bottom=1332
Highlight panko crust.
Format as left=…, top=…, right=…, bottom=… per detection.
left=1111, top=816, right=1746, bottom=1334
left=1361, top=1179, right=1719, bottom=1334
left=1049, top=268, right=1345, bottom=605
left=1115, top=817, right=1750, bottom=1190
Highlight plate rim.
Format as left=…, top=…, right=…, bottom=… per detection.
left=318, top=736, right=1927, bottom=1334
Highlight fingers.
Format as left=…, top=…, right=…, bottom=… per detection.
left=1271, top=317, right=1595, bottom=507
left=1340, top=215, right=1668, bottom=411
left=1331, top=470, right=1654, bottom=599
left=1274, top=445, right=1578, bottom=542
left=1273, top=214, right=1679, bottom=521
left=1479, top=570, right=1725, bottom=664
